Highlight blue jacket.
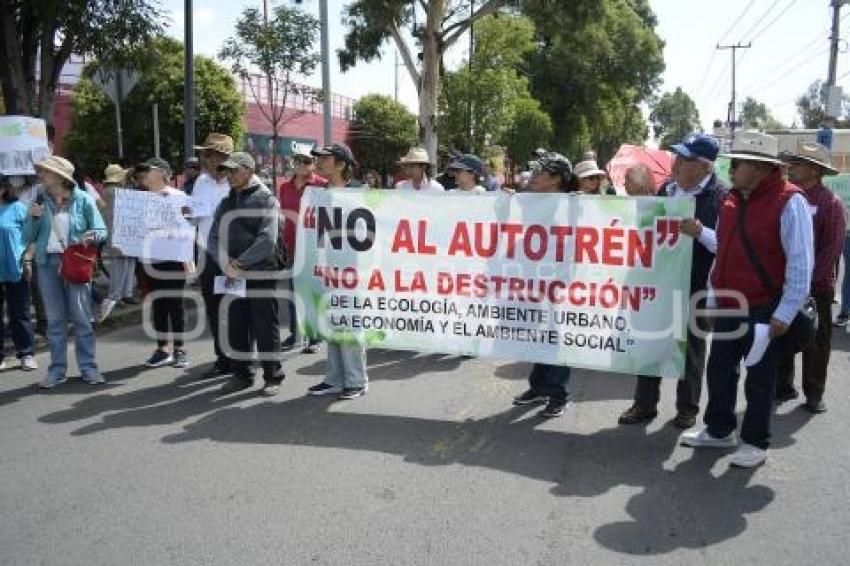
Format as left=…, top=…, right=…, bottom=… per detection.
left=23, top=187, right=107, bottom=267
left=0, top=201, right=28, bottom=282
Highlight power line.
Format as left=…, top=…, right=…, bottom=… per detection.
left=748, top=46, right=830, bottom=94
left=695, top=0, right=755, bottom=99
left=737, top=0, right=784, bottom=41
left=748, top=0, right=800, bottom=42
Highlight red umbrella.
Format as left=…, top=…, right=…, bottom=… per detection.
left=606, top=144, right=673, bottom=194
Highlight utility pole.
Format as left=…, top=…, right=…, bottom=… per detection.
left=183, top=0, right=195, bottom=160
left=824, top=0, right=850, bottom=128
left=717, top=42, right=751, bottom=141
left=263, top=0, right=278, bottom=181
left=468, top=0, right=474, bottom=151
left=319, top=0, right=332, bottom=145
left=394, top=49, right=400, bottom=102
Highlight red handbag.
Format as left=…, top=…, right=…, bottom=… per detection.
left=48, top=211, right=98, bottom=284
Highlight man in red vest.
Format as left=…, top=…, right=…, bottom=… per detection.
left=776, top=142, right=846, bottom=413
left=680, top=131, right=813, bottom=468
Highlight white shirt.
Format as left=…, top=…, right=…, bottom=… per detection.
left=669, top=173, right=718, bottom=253
left=449, top=185, right=487, bottom=195
left=191, top=172, right=230, bottom=251
left=46, top=211, right=70, bottom=253
left=394, top=176, right=445, bottom=192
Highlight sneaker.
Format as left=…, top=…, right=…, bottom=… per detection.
left=201, top=360, right=232, bottom=379
left=39, top=375, right=68, bottom=389
left=513, top=389, right=548, bottom=405
left=775, top=388, right=799, bottom=403
left=20, top=355, right=38, bottom=371
left=99, top=299, right=118, bottom=323
left=220, top=375, right=253, bottom=395
left=302, top=341, right=321, bottom=354
left=0, top=359, right=7, bottom=371
left=260, top=383, right=282, bottom=397
left=144, top=349, right=174, bottom=368
left=172, top=349, right=189, bottom=369
left=618, top=404, right=658, bottom=425
left=339, top=386, right=368, bottom=400
left=672, top=412, right=697, bottom=429
left=680, top=427, right=738, bottom=448
left=83, top=373, right=105, bottom=385
left=834, top=313, right=849, bottom=327
left=541, top=400, right=567, bottom=418
left=281, top=335, right=297, bottom=351
left=730, top=443, right=768, bottom=468
left=308, top=382, right=343, bottom=396
left=802, top=398, right=827, bottom=414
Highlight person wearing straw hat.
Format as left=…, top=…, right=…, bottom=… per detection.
left=394, top=147, right=444, bottom=192
left=24, top=156, right=107, bottom=389
left=775, top=141, right=846, bottom=414
left=189, top=133, right=235, bottom=378
left=680, top=131, right=814, bottom=468
left=98, top=164, right=137, bottom=323
left=573, top=159, right=612, bottom=194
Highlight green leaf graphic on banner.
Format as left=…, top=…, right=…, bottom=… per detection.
left=638, top=202, right=667, bottom=227
left=364, top=189, right=390, bottom=209
left=365, top=330, right=387, bottom=345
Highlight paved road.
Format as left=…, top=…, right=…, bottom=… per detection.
left=1, top=320, right=849, bottom=565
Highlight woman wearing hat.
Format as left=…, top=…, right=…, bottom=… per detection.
left=0, top=175, right=37, bottom=372
left=446, top=154, right=487, bottom=194
left=24, top=156, right=107, bottom=388
left=394, top=147, right=444, bottom=192
left=98, top=164, right=138, bottom=323
left=573, top=159, right=614, bottom=195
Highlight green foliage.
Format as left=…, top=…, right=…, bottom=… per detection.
left=649, top=87, right=701, bottom=149
left=739, top=97, right=785, bottom=130
left=523, top=0, right=664, bottom=161
left=796, top=80, right=850, bottom=129
left=65, top=37, right=244, bottom=177
left=502, top=97, right=553, bottom=163
left=350, top=94, right=418, bottom=177
left=439, top=14, right=537, bottom=154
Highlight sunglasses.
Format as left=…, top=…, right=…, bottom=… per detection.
left=293, top=157, right=313, bottom=165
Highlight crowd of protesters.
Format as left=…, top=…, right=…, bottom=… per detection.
left=0, top=126, right=847, bottom=469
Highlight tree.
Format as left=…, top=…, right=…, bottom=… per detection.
left=649, top=87, right=700, bottom=149
left=523, top=0, right=664, bottom=161
left=439, top=14, right=536, bottom=154
left=502, top=97, right=552, bottom=164
left=739, top=97, right=785, bottom=130
left=796, top=80, right=850, bottom=128
left=339, top=0, right=507, bottom=164
left=65, top=37, right=244, bottom=177
left=0, top=0, right=164, bottom=124
left=219, top=5, right=321, bottom=181
left=350, top=94, right=418, bottom=181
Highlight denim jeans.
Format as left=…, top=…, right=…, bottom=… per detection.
left=325, top=343, right=368, bottom=388
left=841, top=234, right=850, bottom=315
left=0, top=279, right=35, bottom=361
left=527, top=363, right=571, bottom=402
left=37, top=254, right=99, bottom=381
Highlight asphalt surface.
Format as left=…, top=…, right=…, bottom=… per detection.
left=1, top=317, right=849, bottom=565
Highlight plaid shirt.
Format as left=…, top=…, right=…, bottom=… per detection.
left=804, top=182, right=847, bottom=293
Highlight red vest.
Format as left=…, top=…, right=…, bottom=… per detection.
left=711, top=169, right=800, bottom=308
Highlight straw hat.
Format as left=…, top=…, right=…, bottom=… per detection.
left=721, top=130, right=783, bottom=165
left=780, top=140, right=839, bottom=176
left=103, top=163, right=127, bottom=184
left=398, top=147, right=431, bottom=165
left=574, top=160, right=606, bottom=179
left=34, top=156, right=75, bottom=184
left=194, top=132, right=234, bottom=155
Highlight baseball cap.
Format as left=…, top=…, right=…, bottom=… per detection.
left=537, top=152, right=572, bottom=177
left=447, top=154, right=484, bottom=177
left=671, top=133, right=720, bottom=162
left=219, top=152, right=256, bottom=170
left=311, top=142, right=356, bottom=165
left=136, top=157, right=172, bottom=177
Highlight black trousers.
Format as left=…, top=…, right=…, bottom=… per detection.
left=146, top=262, right=186, bottom=349
left=528, top=363, right=571, bottom=402
left=200, top=253, right=228, bottom=364
left=224, top=279, right=282, bottom=381
left=633, top=316, right=709, bottom=415
left=776, top=291, right=834, bottom=402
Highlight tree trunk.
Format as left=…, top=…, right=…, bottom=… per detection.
left=0, top=1, right=33, bottom=115
left=419, top=0, right=445, bottom=166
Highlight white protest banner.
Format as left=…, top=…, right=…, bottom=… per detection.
left=0, top=116, right=50, bottom=175
left=112, top=189, right=195, bottom=262
left=295, top=189, right=695, bottom=378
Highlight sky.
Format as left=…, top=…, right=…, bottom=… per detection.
left=161, top=0, right=850, bottom=136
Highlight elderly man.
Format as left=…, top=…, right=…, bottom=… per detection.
left=624, top=163, right=656, bottom=196
left=394, top=147, right=444, bottom=192
left=209, top=152, right=285, bottom=396
left=680, top=131, right=813, bottom=468
left=775, top=142, right=846, bottom=413
left=189, top=133, right=234, bottom=378
left=619, top=133, right=727, bottom=429
left=279, top=146, right=327, bottom=353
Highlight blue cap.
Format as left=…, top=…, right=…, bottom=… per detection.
left=671, top=133, right=720, bottom=162
left=447, top=154, right=484, bottom=177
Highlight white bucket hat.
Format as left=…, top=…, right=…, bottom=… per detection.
left=780, top=140, right=839, bottom=176
left=721, top=130, right=783, bottom=165
left=398, top=147, right=431, bottom=165
left=574, top=160, right=606, bottom=179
